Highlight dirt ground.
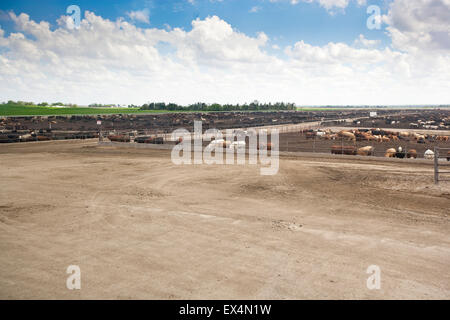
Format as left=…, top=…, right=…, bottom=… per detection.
left=0, top=140, right=449, bottom=299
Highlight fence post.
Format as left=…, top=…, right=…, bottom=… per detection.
left=434, top=147, right=439, bottom=185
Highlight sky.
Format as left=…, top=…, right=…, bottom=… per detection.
left=0, top=0, right=449, bottom=106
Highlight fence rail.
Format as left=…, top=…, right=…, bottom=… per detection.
left=434, top=147, right=450, bottom=184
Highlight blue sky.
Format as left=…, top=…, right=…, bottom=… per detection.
left=0, top=0, right=391, bottom=50
left=0, top=0, right=448, bottom=105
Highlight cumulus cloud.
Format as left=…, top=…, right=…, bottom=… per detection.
left=270, top=0, right=366, bottom=11
left=353, top=34, right=381, bottom=48
left=383, top=0, right=450, bottom=53
left=0, top=6, right=449, bottom=106
left=127, top=8, right=150, bottom=24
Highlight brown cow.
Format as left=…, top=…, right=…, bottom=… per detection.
left=385, top=148, right=396, bottom=158
left=108, top=135, right=130, bottom=142
left=37, top=136, right=51, bottom=141
left=306, top=132, right=316, bottom=139
left=357, top=146, right=374, bottom=156
left=407, top=149, right=418, bottom=159
left=338, top=131, right=356, bottom=142
left=331, top=145, right=357, bottom=155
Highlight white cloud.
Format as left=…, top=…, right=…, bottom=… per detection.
left=353, top=34, right=381, bottom=48
left=0, top=8, right=449, bottom=106
left=383, top=0, right=450, bottom=53
left=249, top=6, right=262, bottom=13
left=270, top=0, right=366, bottom=11
left=126, top=8, right=150, bottom=24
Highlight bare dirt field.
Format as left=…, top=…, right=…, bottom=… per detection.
left=0, top=140, right=449, bottom=299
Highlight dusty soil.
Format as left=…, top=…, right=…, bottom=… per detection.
left=0, top=140, right=449, bottom=299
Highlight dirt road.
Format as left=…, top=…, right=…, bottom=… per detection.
left=0, top=140, right=449, bottom=299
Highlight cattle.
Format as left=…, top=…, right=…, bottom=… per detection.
left=371, top=129, right=384, bottom=136
left=424, top=149, right=435, bottom=160
left=338, top=131, right=356, bottom=142
left=364, top=134, right=378, bottom=141
left=331, top=145, right=357, bottom=155
left=134, top=136, right=151, bottom=143
left=417, top=136, right=426, bottom=144
left=208, top=139, right=230, bottom=149
left=305, top=132, right=316, bottom=139
left=326, top=134, right=338, bottom=140
left=385, top=148, right=396, bottom=158
left=108, top=135, right=130, bottom=143
left=407, top=149, right=418, bottom=159
left=149, top=137, right=164, bottom=144
left=357, top=146, right=374, bottom=156
left=447, top=151, right=450, bottom=161
left=316, top=131, right=326, bottom=138
left=37, top=136, right=51, bottom=141
left=134, top=136, right=163, bottom=144
left=395, top=147, right=406, bottom=159
left=230, top=141, right=246, bottom=150
left=257, top=143, right=273, bottom=151
left=19, top=134, right=33, bottom=142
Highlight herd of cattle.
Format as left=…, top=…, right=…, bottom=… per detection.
left=107, top=134, right=267, bottom=151
left=0, top=130, right=98, bottom=143
left=305, top=128, right=449, bottom=143
left=107, top=128, right=450, bottom=160
left=329, top=145, right=449, bottom=160
left=107, top=134, right=166, bottom=145
left=308, top=129, right=450, bottom=160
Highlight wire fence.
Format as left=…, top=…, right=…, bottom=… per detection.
left=99, top=125, right=450, bottom=163
left=434, top=147, right=450, bottom=184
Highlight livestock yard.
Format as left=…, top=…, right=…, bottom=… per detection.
left=0, top=108, right=449, bottom=299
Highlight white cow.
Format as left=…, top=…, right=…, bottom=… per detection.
left=229, top=141, right=246, bottom=150
left=424, top=149, right=435, bottom=160
left=207, top=139, right=227, bottom=149
left=316, top=131, right=326, bottom=138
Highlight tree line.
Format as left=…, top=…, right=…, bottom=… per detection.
left=2, top=100, right=297, bottom=111
left=2, top=101, right=78, bottom=107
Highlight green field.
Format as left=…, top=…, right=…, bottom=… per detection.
left=0, top=104, right=176, bottom=117
left=0, top=104, right=297, bottom=116
left=1, top=103, right=442, bottom=117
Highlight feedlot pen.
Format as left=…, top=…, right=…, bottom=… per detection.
left=279, top=132, right=450, bottom=159
left=100, top=125, right=450, bottom=160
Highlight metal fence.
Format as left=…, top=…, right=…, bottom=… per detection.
left=434, top=147, right=450, bottom=185
left=98, top=125, right=450, bottom=162
left=98, top=122, right=323, bottom=143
